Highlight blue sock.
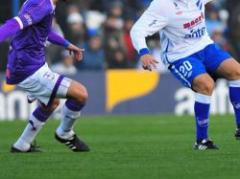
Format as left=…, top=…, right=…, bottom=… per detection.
left=194, top=93, right=211, bottom=142
left=229, top=80, right=240, bottom=129
left=33, top=106, right=53, bottom=123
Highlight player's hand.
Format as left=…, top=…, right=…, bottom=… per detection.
left=140, top=54, right=159, bottom=71
left=67, top=44, right=85, bottom=61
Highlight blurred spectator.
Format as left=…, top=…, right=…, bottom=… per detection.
left=46, top=18, right=65, bottom=65
left=66, top=9, right=86, bottom=45
left=77, top=35, right=105, bottom=71
left=228, top=0, right=240, bottom=59
left=107, top=48, right=128, bottom=69
left=52, top=51, right=77, bottom=75
left=206, top=6, right=225, bottom=36
left=2, top=0, right=240, bottom=73
left=123, top=18, right=137, bottom=67
left=205, top=1, right=237, bottom=58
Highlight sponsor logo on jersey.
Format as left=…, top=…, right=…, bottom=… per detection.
left=183, top=13, right=204, bottom=29
left=184, top=27, right=206, bottom=39
left=23, top=13, right=33, bottom=26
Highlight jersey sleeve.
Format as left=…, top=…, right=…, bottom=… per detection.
left=130, top=0, right=169, bottom=54
left=48, top=30, right=70, bottom=48
left=14, top=0, right=54, bottom=29
left=0, top=19, right=21, bottom=43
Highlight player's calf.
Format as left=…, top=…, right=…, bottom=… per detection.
left=55, top=80, right=90, bottom=152
left=11, top=99, right=60, bottom=153
left=191, top=74, right=217, bottom=148
left=217, top=59, right=240, bottom=138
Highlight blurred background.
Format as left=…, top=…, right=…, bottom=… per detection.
left=0, top=0, right=239, bottom=120
left=2, top=0, right=240, bottom=72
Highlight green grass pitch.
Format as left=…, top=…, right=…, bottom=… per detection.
left=0, top=115, right=239, bottom=179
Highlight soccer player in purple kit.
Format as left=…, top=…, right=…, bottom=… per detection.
left=0, top=0, right=90, bottom=152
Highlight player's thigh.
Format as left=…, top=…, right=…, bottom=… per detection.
left=216, top=58, right=240, bottom=80
left=169, top=57, right=206, bottom=89
left=66, top=80, right=88, bottom=104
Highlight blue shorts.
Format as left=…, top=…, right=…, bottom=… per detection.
left=169, top=43, right=231, bottom=88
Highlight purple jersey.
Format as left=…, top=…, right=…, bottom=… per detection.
left=6, top=0, right=55, bottom=84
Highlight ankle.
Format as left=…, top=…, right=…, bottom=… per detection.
left=56, top=126, right=75, bottom=139
left=14, top=139, right=31, bottom=151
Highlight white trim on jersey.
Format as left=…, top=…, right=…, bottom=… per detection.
left=14, top=16, right=24, bottom=30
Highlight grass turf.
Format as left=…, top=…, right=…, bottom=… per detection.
left=0, top=115, right=239, bottom=179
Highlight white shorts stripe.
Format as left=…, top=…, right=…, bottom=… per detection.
left=171, top=65, right=191, bottom=87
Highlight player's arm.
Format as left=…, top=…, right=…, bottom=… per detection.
left=130, top=0, right=168, bottom=71
left=48, top=31, right=84, bottom=61
left=0, top=0, right=53, bottom=43
left=0, top=18, right=21, bottom=43
left=48, top=31, right=71, bottom=48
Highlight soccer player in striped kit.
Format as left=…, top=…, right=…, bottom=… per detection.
left=131, top=0, right=240, bottom=150
left=0, top=0, right=90, bottom=152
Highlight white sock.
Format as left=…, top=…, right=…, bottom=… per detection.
left=56, top=104, right=81, bottom=139
left=14, top=115, right=45, bottom=151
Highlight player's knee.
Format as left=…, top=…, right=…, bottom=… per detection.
left=193, top=76, right=215, bottom=95
left=230, top=68, right=240, bottom=80
left=75, top=85, right=89, bottom=104
left=197, top=81, right=214, bottom=95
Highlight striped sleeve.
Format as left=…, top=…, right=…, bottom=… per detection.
left=15, top=0, right=53, bottom=29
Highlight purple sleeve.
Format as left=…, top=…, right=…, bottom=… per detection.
left=48, top=31, right=71, bottom=48
left=17, top=0, right=53, bottom=28
left=0, top=19, right=21, bottom=43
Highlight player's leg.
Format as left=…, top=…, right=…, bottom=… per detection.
left=55, top=80, right=90, bottom=152
left=216, top=58, right=240, bottom=139
left=11, top=64, right=67, bottom=152
left=201, top=43, right=240, bottom=139
left=169, top=56, right=218, bottom=150
left=12, top=99, right=60, bottom=152
left=191, top=74, right=218, bottom=149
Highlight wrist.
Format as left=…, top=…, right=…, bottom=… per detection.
left=64, top=40, right=71, bottom=48
left=139, top=48, right=150, bottom=57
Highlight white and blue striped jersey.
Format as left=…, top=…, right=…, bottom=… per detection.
left=130, top=0, right=214, bottom=65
